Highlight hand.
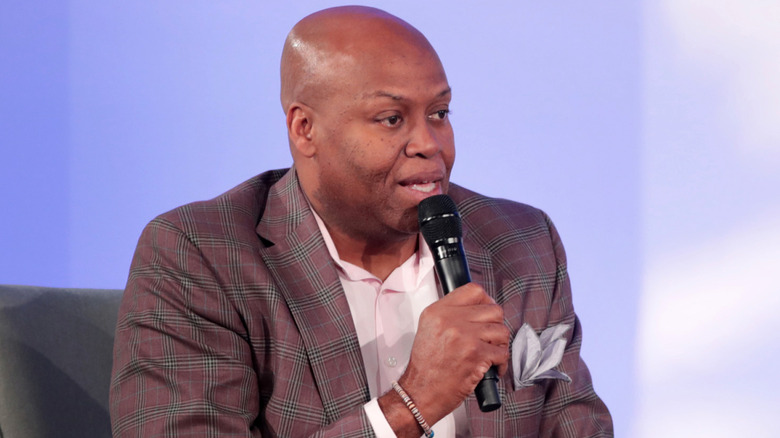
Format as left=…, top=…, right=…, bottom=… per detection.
left=379, top=283, right=510, bottom=435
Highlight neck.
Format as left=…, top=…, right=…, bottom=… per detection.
left=326, top=222, right=418, bottom=282
left=297, top=169, right=418, bottom=281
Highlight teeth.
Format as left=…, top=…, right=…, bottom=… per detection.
left=409, top=182, right=436, bottom=193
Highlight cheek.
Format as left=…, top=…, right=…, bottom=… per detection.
left=346, top=139, right=402, bottom=180
left=440, top=132, right=456, bottom=171
left=445, top=140, right=456, bottom=166
left=318, top=123, right=407, bottom=192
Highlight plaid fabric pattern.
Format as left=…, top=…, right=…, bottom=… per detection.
left=110, top=168, right=612, bottom=437
left=451, top=192, right=613, bottom=437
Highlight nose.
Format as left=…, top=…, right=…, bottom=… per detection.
left=405, top=118, right=443, bottom=158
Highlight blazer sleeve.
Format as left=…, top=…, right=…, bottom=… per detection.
left=109, top=217, right=376, bottom=437
left=537, top=213, right=613, bottom=437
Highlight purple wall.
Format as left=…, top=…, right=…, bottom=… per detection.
left=2, top=1, right=644, bottom=434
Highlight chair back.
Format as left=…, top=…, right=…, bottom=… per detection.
left=0, top=285, right=123, bottom=438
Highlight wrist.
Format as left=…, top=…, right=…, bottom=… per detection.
left=377, top=386, right=426, bottom=438
left=392, top=381, right=434, bottom=438
left=397, top=371, right=440, bottom=425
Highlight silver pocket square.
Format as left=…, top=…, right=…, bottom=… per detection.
left=512, top=323, right=572, bottom=389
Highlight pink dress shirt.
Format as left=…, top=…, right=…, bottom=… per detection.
left=312, top=212, right=469, bottom=438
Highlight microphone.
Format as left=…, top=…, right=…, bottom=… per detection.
left=417, top=194, right=501, bottom=413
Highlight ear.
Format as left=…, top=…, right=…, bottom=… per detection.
left=286, top=102, right=316, bottom=158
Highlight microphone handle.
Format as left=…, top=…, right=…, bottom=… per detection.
left=435, top=251, right=502, bottom=413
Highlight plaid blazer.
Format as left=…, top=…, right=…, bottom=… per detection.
left=110, top=168, right=612, bottom=437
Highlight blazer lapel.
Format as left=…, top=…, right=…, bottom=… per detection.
left=462, top=221, right=507, bottom=436
left=256, top=169, right=370, bottom=422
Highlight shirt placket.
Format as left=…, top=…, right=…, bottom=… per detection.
left=375, top=284, right=414, bottom=396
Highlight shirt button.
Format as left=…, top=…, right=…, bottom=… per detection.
left=386, top=356, right=397, bottom=367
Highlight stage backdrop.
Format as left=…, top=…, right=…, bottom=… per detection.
left=2, top=1, right=778, bottom=436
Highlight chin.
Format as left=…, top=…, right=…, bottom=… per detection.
left=394, top=208, right=421, bottom=235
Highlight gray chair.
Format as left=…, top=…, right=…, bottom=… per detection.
left=0, top=285, right=123, bottom=438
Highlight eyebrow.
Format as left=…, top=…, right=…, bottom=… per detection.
left=367, top=87, right=452, bottom=101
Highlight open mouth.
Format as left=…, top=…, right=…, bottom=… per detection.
left=399, top=172, right=445, bottom=197
left=404, top=181, right=437, bottom=193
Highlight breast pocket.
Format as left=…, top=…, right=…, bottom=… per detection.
left=503, top=380, right=547, bottom=420
left=499, top=381, right=547, bottom=436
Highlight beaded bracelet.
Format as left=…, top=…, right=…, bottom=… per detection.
left=391, top=381, right=434, bottom=438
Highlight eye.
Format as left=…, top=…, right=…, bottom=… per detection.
left=429, top=109, right=450, bottom=121
left=379, top=114, right=403, bottom=127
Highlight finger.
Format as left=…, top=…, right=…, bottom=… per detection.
left=483, top=342, right=510, bottom=377
left=442, top=282, right=492, bottom=305
left=470, top=345, right=509, bottom=387
left=475, top=321, right=511, bottom=346
left=458, top=303, right=505, bottom=324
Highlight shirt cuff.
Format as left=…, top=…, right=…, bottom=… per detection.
left=364, top=397, right=397, bottom=438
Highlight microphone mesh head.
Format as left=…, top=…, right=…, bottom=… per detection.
left=418, top=194, right=462, bottom=245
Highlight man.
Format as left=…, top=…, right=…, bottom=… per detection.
left=110, top=6, right=612, bottom=437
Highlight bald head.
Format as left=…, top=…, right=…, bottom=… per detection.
left=280, top=6, right=441, bottom=111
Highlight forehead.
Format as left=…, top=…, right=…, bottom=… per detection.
left=335, top=45, right=450, bottom=102
left=361, top=87, right=452, bottom=106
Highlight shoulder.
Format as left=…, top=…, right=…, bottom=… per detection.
left=447, top=183, right=554, bottom=247
left=145, top=168, right=289, bottom=247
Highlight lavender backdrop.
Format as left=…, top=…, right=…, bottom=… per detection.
left=3, top=1, right=778, bottom=435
